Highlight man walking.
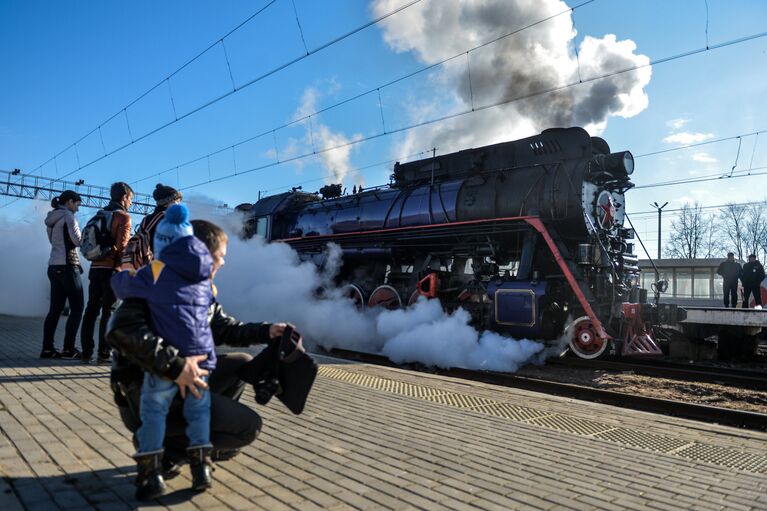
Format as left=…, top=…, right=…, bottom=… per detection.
left=81, top=182, right=133, bottom=363
left=716, top=252, right=741, bottom=308
left=740, top=254, right=765, bottom=310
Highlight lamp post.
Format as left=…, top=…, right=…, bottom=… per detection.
left=651, top=201, right=669, bottom=281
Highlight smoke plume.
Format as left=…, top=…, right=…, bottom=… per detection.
left=371, top=0, right=651, bottom=154
left=292, top=86, right=363, bottom=185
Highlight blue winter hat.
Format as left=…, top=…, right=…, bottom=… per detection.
left=154, top=204, right=193, bottom=258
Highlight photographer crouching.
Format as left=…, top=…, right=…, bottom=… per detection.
left=106, top=219, right=315, bottom=496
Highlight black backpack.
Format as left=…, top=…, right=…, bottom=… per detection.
left=80, top=210, right=114, bottom=261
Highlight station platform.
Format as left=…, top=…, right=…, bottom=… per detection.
left=0, top=315, right=765, bottom=510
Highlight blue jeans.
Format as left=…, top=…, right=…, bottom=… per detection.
left=136, top=373, right=211, bottom=454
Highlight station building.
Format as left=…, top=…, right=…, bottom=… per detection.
left=638, top=258, right=731, bottom=307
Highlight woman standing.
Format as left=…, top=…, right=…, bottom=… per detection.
left=42, top=190, right=85, bottom=359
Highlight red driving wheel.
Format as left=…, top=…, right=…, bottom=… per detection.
left=569, top=316, right=608, bottom=359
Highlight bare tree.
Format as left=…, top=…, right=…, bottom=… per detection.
left=719, top=202, right=748, bottom=260
left=666, top=202, right=712, bottom=259
left=701, top=213, right=721, bottom=258
left=743, top=202, right=767, bottom=260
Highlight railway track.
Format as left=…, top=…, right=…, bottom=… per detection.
left=319, top=348, right=767, bottom=431
left=552, top=357, right=767, bottom=390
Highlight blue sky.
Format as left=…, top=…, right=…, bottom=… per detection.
left=1, top=0, right=766, bottom=256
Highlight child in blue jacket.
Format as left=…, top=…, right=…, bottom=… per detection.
left=112, top=204, right=216, bottom=500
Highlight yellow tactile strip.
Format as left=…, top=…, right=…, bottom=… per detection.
left=318, top=365, right=767, bottom=474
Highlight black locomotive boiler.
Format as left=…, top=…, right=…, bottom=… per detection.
left=238, top=127, right=670, bottom=359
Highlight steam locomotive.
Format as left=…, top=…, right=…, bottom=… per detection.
left=237, top=127, right=675, bottom=359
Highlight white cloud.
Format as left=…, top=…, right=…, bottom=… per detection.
left=690, top=189, right=709, bottom=195
left=662, top=132, right=714, bottom=144
left=691, top=151, right=717, bottom=163
left=667, top=118, right=689, bottom=130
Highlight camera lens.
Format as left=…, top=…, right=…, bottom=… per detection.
left=254, top=377, right=280, bottom=405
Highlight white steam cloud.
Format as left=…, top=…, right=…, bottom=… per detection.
left=214, top=233, right=546, bottom=372
left=185, top=199, right=548, bottom=372
left=0, top=195, right=550, bottom=373
left=0, top=203, right=52, bottom=316
left=372, top=0, right=652, bottom=154
left=0, top=201, right=91, bottom=317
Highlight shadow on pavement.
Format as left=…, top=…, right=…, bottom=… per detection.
left=6, top=466, right=208, bottom=509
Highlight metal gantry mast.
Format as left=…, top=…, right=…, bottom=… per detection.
left=0, top=169, right=154, bottom=215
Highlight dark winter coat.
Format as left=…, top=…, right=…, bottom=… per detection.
left=106, top=298, right=273, bottom=383
left=716, top=260, right=742, bottom=283
left=741, top=260, right=766, bottom=287
left=111, top=236, right=217, bottom=370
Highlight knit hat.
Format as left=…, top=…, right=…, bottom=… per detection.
left=153, top=183, right=182, bottom=207
left=154, top=204, right=193, bottom=258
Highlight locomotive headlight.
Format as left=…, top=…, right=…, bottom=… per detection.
left=593, top=151, right=634, bottom=176
left=620, top=151, right=634, bottom=175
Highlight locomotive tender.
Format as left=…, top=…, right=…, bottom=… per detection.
left=239, top=127, right=672, bottom=359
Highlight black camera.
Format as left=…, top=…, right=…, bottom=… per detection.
left=237, top=324, right=317, bottom=414
left=254, top=374, right=281, bottom=405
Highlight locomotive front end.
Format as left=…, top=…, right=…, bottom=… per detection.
left=567, top=143, right=658, bottom=358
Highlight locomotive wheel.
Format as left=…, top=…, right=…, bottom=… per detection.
left=569, top=316, right=609, bottom=359
left=342, top=284, right=365, bottom=310
left=408, top=290, right=421, bottom=306
left=368, top=285, right=402, bottom=310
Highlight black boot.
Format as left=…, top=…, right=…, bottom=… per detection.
left=188, top=446, right=213, bottom=491
left=134, top=451, right=166, bottom=501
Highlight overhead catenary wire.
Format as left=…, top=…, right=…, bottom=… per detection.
left=176, top=28, right=767, bottom=192
left=131, top=0, right=598, bottom=187
left=628, top=198, right=766, bottom=218
left=29, top=0, right=280, bottom=174
left=633, top=166, right=767, bottom=190
left=131, top=122, right=766, bottom=199
left=634, top=129, right=766, bottom=159
left=7, top=3, right=765, bottom=213
left=261, top=149, right=433, bottom=195
left=26, top=0, right=426, bottom=184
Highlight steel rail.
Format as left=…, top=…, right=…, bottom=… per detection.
left=551, top=357, right=767, bottom=390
